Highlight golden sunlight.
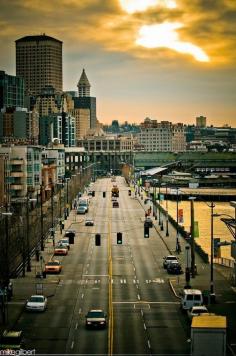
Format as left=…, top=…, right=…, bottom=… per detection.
left=119, top=0, right=177, bottom=14
left=136, top=23, right=210, bottom=62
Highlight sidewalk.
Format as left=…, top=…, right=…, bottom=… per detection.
left=135, top=188, right=236, bottom=355
left=0, top=209, right=76, bottom=333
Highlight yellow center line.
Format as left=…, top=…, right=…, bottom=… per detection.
left=108, top=191, right=113, bottom=356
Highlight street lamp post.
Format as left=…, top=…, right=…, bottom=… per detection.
left=51, top=185, right=55, bottom=247
left=158, top=178, right=161, bottom=226
left=26, top=195, right=37, bottom=272
left=189, top=196, right=196, bottom=278
left=210, top=202, right=216, bottom=299
left=40, top=185, right=44, bottom=251
left=162, top=183, right=169, bottom=236
left=176, top=187, right=180, bottom=252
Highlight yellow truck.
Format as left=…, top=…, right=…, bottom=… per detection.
left=191, top=314, right=227, bottom=356
left=111, top=185, right=119, bottom=197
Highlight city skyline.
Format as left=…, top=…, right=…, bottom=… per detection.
left=0, top=0, right=236, bottom=126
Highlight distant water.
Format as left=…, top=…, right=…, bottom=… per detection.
left=162, top=200, right=235, bottom=260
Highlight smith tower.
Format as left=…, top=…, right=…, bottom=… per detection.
left=74, top=69, right=96, bottom=129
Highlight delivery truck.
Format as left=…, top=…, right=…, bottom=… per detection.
left=191, top=314, right=227, bottom=356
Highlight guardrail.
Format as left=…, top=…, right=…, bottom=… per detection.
left=214, top=257, right=235, bottom=268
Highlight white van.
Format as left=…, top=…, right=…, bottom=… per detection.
left=180, top=289, right=203, bottom=310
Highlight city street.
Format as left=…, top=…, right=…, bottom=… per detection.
left=11, top=177, right=191, bottom=355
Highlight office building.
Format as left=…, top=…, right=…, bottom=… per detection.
left=15, top=34, right=62, bottom=95
left=138, top=119, right=186, bottom=152
left=70, top=108, right=90, bottom=140
left=39, top=112, right=75, bottom=147
left=0, top=107, right=39, bottom=144
left=0, top=70, right=24, bottom=109
left=196, top=115, right=206, bottom=127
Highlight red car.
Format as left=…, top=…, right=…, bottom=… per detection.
left=54, top=245, right=68, bottom=256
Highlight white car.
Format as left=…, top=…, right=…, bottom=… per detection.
left=25, top=295, right=47, bottom=312
left=163, top=255, right=178, bottom=269
left=86, top=309, right=107, bottom=328
left=58, top=238, right=70, bottom=249
left=187, top=306, right=209, bottom=320
left=85, top=218, right=94, bottom=226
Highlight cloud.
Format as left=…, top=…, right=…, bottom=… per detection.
left=0, top=0, right=235, bottom=69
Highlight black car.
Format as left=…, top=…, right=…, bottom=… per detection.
left=167, top=261, right=182, bottom=274
left=144, top=217, right=153, bottom=228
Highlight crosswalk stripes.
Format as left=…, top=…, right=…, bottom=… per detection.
left=59, top=278, right=165, bottom=285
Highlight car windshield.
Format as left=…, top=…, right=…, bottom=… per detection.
left=61, top=239, right=69, bottom=243
left=193, top=308, right=207, bottom=313
left=87, top=311, right=104, bottom=318
left=47, top=262, right=59, bottom=266
left=29, top=296, right=44, bottom=303
left=167, top=256, right=177, bottom=260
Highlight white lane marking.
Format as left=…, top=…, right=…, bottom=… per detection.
left=133, top=279, right=136, bottom=284
left=83, top=274, right=109, bottom=277
left=144, top=323, right=146, bottom=330
left=148, top=340, right=151, bottom=349
left=75, top=323, right=78, bottom=329
left=87, top=263, right=90, bottom=267
left=81, top=293, right=84, bottom=299
left=136, top=285, right=139, bottom=289
left=141, top=309, right=143, bottom=316
left=120, top=279, right=123, bottom=284
left=112, top=301, right=180, bottom=304
left=71, top=341, right=74, bottom=349
left=85, top=279, right=88, bottom=284
left=133, top=267, right=136, bottom=271
left=79, top=308, right=82, bottom=314
left=124, top=279, right=126, bottom=284
left=137, top=294, right=140, bottom=300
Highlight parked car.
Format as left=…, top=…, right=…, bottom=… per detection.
left=163, top=255, right=178, bottom=269
left=85, top=218, right=94, bottom=226
left=85, top=309, right=107, bottom=329
left=57, top=238, right=70, bottom=250
left=0, top=330, right=24, bottom=350
left=45, top=260, right=62, bottom=274
left=145, top=217, right=153, bottom=228
left=167, top=261, right=182, bottom=274
left=25, top=295, right=47, bottom=312
left=77, top=206, right=87, bottom=214
left=187, top=305, right=209, bottom=320
left=112, top=201, right=119, bottom=208
left=54, top=245, right=68, bottom=256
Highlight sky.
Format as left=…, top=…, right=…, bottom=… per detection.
left=0, top=0, right=236, bottom=126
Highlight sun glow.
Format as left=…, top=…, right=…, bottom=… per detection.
left=136, top=23, right=210, bottom=62
left=119, top=0, right=177, bottom=14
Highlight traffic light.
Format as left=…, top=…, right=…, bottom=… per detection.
left=103, top=192, right=106, bottom=198
left=95, top=233, right=101, bottom=246
left=144, top=224, right=149, bottom=238
left=117, top=232, right=122, bottom=244
left=213, top=238, right=221, bottom=257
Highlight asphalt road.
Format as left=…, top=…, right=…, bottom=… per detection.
left=14, top=176, right=191, bottom=355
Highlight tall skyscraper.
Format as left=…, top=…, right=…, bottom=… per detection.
left=15, top=34, right=62, bottom=95
left=74, top=69, right=97, bottom=129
